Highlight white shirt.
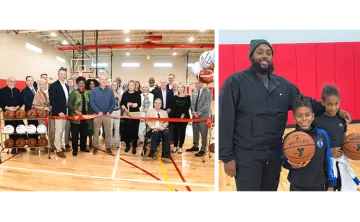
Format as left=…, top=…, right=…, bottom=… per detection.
left=168, top=84, right=173, bottom=90
left=149, top=86, right=155, bottom=92
left=161, top=89, right=167, bottom=109
left=60, top=80, right=69, bottom=105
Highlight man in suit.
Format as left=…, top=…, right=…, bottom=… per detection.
left=186, top=79, right=212, bottom=156
left=153, top=78, right=174, bottom=141
left=146, top=98, right=171, bottom=159
left=21, top=76, right=39, bottom=149
left=166, top=74, right=175, bottom=91
left=49, top=67, right=70, bottom=158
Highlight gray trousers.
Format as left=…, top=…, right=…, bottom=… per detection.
left=192, top=121, right=208, bottom=151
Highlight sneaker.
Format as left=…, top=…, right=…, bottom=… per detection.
left=172, top=147, right=177, bottom=153
left=178, top=148, right=183, bottom=154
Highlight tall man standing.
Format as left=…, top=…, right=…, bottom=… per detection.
left=219, top=39, right=351, bottom=191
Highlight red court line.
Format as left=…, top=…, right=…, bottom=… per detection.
left=170, top=156, right=192, bottom=191
left=0, top=152, right=24, bottom=164
left=97, top=148, right=179, bottom=191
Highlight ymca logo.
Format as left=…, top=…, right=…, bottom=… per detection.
left=317, top=138, right=323, bottom=148
left=339, top=123, right=343, bottom=128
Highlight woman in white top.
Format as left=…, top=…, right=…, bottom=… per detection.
left=139, top=83, right=154, bottom=143
left=110, top=81, right=121, bottom=148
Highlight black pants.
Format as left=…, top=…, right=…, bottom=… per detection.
left=146, top=129, right=171, bottom=154
left=123, top=119, right=140, bottom=147
left=290, top=184, right=325, bottom=191
left=235, top=146, right=282, bottom=191
left=70, top=121, right=88, bottom=152
left=173, top=122, right=188, bottom=148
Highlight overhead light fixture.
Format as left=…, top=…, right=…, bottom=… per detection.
left=25, top=42, right=42, bottom=54
left=187, top=63, right=194, bottom=67
left=188, top=36, right=195, bottom=42
left=199, top=30, right=206, bottom=32
left=125, top=37, right=130, bottom=42
left=61, top=40, right=68, bottom=45
left=172, top=52, right=177, bottom=56
left=126, top=52, right=130, bottom=56
left=91, top=63, right=108, bottom=68
left=154, top=63, right=172, bottom=68
left=50, top=32, right=57, bottom=37
left=124, top=30, right=130, bottom=33
left=122, top=63, right=140, bottom=67
left=56, top=56, right=65, bottom=63
left=146, top=55, right=151, bottom=60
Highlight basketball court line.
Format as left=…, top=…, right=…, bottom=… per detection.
left=0, top=165, right=214, bottom=188
left=0, top=152, right=24, bottom=164
left=111, top=146, right=121, bottom=178
left=156, top=152, right=174, bottom=191
left=170, top=156, right=192, bottom=191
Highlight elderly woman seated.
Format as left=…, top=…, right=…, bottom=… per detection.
left=146, top=98, right=171, bottom=159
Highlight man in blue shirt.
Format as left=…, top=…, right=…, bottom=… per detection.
left=90, top=74, right=115, bottom=155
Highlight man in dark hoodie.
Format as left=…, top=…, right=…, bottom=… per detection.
left=219, top=39, right=351, bottom=191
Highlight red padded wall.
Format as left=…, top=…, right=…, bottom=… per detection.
left=219, top=42, right=360, bottom=124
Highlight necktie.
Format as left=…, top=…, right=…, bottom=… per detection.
left=195, top=90, right=200, bottom=111
left=31, top=88, right=36, bottom=95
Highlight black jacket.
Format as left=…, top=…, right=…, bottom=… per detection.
left=152, top=88, right=174, bottom=111
left=49, top=80, right=69, bottom=116
left=0, top=86, right=23, bottom=111
left=282, top=123, right=335, bottom=189
left=21, top=86, right=36, bottom=111
left=219, top=67, right=324, bottom=163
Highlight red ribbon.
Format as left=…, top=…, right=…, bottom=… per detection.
left=48, top=114, right=213, bottom=127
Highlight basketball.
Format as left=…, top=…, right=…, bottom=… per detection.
left=342, top=133, right=360, bottom=160
left=15, top=109, right=26, bottom=119
left=198, top=68, right=214, bottom=84
left=26, top=138, right=37, bottom=147
left=283, top=131, right=315, bottom=164
left=37, top=109, right=48, bottom=118
left=4, top=110, right=15, bottom=119
left=15, top=138, right=26, bottom=147
left=27, top=108, right=38, bottom=118
left=38, top=138, right=48, bottom=146
left=4, top=138, right=15, bottom=148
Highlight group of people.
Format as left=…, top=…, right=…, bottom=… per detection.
left=1, top=69, right=213, bottom=160
left=219, top=39, right=357, bottom=191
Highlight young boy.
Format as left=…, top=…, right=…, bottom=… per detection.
left=282, top=94, right=335, bottom=191
left=314, top=85, right=359, bottom=191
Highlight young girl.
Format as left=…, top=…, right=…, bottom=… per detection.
left=282, top=94, right=335, bottom=191
left=314, top=85, right=359, bottom=191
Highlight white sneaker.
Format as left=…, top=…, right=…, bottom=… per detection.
left=172, top=147, right=177, bottom=153
left=178, top=148, right=183, bottom=154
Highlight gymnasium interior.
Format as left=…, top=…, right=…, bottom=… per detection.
left=0, top=30, right=215, bottom=191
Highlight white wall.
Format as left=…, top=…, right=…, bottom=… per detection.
left=0, top=32, right=70, bottom=82
left=87, top=54, right=214, bottom=87
left=219, top=30, right=360, bottom=44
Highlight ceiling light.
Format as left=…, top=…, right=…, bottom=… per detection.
left=172, top=52, right=177, bottom=56
left=122, top=63, right=140, bottom=67
left=199, top=30, right=206, bottom=32
left=126, top=52, right=130, bottom=56
left=125, top=37, right=130, bottom=42
left=61, top=40, right=68, bottom=45
left=50, top=32, right=57, bottom=37
left=25, top=42, right=42, bottom=54
left=56, top=56, right=65, bottom=63
left=146, top=55, right=151, bottom=59
left=187, top=63, right=194, bottom=67
left=188, top=36, right=195, bottom=42
left=124, top=30, right=130, bottom=33
left=154, top=63, right=172, bottom=68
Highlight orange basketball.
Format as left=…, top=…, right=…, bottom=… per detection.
left=26, top=138, right=37, bottom=147
left=4, top=110, right=16, bottom=119
left=38, top=138, right=48, bottom=146
left=27, top=108, right=38, bottom=119
left=4, top=138, right=15, bottom=148
left=342, top=133, right=360, bottom=160
left=15, top=109, right=26, bottom=119
left=37, top=109, right=48, bottom=118
left=283, top=131, right=315, bottom=164
left=15, top=138, right=26, bottom=147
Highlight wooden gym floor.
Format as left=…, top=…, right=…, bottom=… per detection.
left=219, top=124, right=360, bottom=191
left=0, top=102, right=215, bottom=191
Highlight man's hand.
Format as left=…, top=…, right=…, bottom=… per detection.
left=166, top=108, right=171, bottom=113
left=98, top=112, right=103, bottom=117
left=327, top=187, right=334, bottom=191
left=44, top=107, right=50, bottom=111
left=338, top=109, right=352, bottom=124
left=127, top=102, right=132, bottom=108
left=193, top=112, right=199, bottom=118
left=75, top=110, right=82, bottom=116
left=331, top=147, right=343, bottom=158
left=180, top=114, right=185, bottom=119
left=152, top=128, right=159, bottom=132
left=106, top=112, right=111, bottom=116
left=288, top=160, right=310, bottom=169
left=59, top=112, right=65, bottom=118
left=224, top=160, right=236, bottom=177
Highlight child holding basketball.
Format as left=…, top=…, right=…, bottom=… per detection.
left=314, top=85, right=359, bottom=191
left=282, top=94, right=335, bottom=191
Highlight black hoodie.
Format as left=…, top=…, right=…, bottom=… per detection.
left=282, top=123, right=335, bottom=189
